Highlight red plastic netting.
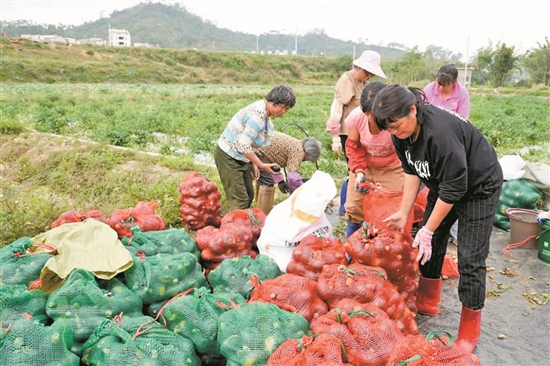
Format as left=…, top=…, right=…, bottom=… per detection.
left=195, top=224, right=257, bottom=263
left=316, top=263, right=418, bottom=335
left=179, top=172, right=222, bottom=230
left=267, top=334, right=352, bottom=365
left=362, top=183, right=414, bottom=233
left=107, top=201, right=166, bottom=238
left=220, top=208, right=266, bottom=249
left=310, top=301, right=404, bottom=366
left=51, top=210, right=108, bottom=228
left=345, top=223, right=418, bottom=314
left=248, top=273, right=328, bottom=322
left=286, top=234, right=348, bottom=281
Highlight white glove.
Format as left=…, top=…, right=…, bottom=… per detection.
left=413, top=227, right=434, bottom=265
left=537, top=211, right=549, bottom=225
left=355, top=172, right=368, bottom=193
left=331, top=135, right=342, bottom=156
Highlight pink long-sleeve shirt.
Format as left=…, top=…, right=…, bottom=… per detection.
left=423, top=81, right=470, bottom=118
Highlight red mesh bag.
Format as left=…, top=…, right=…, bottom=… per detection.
left=386, top=333, right=439, bottom=366
left=442, top=254, right=460, bottom=277
left=429, top=333, right=482, bottom=365
left=195, top=224, right=257, bottom=263
left=310, top=302, right=403, bottom=366
left=248, top=273, right=328, bottom=322
left=179, top=172, right=222, bottom=230
left=413, top=186, right=430, bottom=223
left=362, top=183, right=414, bottom=234
left=345, top=223, right=418, bottom=314
left=107, top=201, right=166, bottom=238
left=51, top=209, right=108, bottom=228
left=316, top=263, right=418, bottom=335
left=286, top=234, right=348, bottom=281
left=267, top=334, right=352, bottom=366
left=221, top=208, right=266, bottom=248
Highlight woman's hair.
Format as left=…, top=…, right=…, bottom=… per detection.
left=373, top=84, right=430, bottom=130
left=436, top=64, right=459, bottom=86
left=301, top=137, right=322, bottom=162
left=266, top=85, right=296, bottom=108
left=360, top=81, right=387, bottom=113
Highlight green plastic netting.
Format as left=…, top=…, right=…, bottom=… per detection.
left=163, top=286, right=246, bottom=359
left=0, top=237, right=54, bottom=287
left=124, top=251, right=208, bottom=305
left=0, top=284, right=49, bottom=324
left=495, top=179, right=543, bottom=230
left=46, top=269, right=143, bottom=345
left=81, top=317, right=201, bottom=366
left=0, top=315, right=79, bottom=366
left=121, top=227, right=200, bottom=258
left=217, top=301, right=311, bottom=366
left=207, top=254, right=283, bottom=299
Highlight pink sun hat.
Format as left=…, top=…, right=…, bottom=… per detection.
left=353, top=50, right=387, bottom=79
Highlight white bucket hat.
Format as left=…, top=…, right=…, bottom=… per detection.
left=353, top=50, right=387, bottom=79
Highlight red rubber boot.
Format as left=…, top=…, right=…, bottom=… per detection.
left=415, top=276, right=442, bottom=316
left=455, top=305, right=482, bottom=353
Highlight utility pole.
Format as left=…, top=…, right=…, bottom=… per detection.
left=464, top=37, right=470, bottom=88
left=256, top=34, right=259, bottom=54
left=294, top=23, right=298, bottom=56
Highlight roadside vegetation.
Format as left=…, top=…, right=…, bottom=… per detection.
left=1, top=39, right=549, bottom=246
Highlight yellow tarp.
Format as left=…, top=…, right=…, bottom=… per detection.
left=31, top=219, right=133, bottom=294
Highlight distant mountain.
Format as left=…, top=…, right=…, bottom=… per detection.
left=1, top=2, right=407, bottom=59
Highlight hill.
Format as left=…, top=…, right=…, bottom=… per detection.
left=0, top=2, right=409, bottom=59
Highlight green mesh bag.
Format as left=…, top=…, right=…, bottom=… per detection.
left=0, top=315, right=79, bottom=366
left=121, top=227, right=200, bottom=259
left=0, top=237, right=55, bottom=286
left=0, top=284, right=49, bottom=324
left=124, top=251, right=207, bottom=305
left=217, top=301, right=310, bottom=366
left=208, top=254, right=283, bottom=299
left=81, top=317, right=201, bottom=366
left=163, top=286, right=246, bottom=360
left=495, top=179, right=543, bottom=230
left=46, top=269, right=143, bottom=345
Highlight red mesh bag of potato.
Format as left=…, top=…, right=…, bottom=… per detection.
left=195, top=224, right=257, bottom=263
left=107, top=201, right=166, bottom=238
left=267, top=334, right=352, bottom=366
left=179, top=172, right=222, bottom=230
left=248, top=273, right=328, bottom=322
left=51, top=209, right=108, bottom=228
left=361, top=183, right=414, bottom=234
left=286, top=234, right=348, bottom=281
left=310, top=302, right=403, bottom=366
left=221, top=208, right=266, bottom=248
left=413, top=186, right=430, bottom=223
left=345, top=223, right=418, bottom=314
left=316, top=263, right=418, bottom=335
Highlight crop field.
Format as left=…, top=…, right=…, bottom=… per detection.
left=0, top=83, right=549, bottom=245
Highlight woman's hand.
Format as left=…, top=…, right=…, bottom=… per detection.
left=261, top=163, right=279, bottom=175
left=383, top=211, right=409, bottom=231
left=251, top=164, right=260, bottom=180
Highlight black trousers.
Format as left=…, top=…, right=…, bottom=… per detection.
left=420, top=164, right=503, bottom=310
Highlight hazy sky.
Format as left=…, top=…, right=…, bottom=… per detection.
left=2, top=0, right=549, bottom=60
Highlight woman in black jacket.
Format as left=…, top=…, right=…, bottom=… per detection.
left=373, top=84, right=503, bottom=354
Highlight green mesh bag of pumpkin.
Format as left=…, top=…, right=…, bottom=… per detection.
left=81, top=317, right=201, bottom=366
left=0, top=314, right=79, bottom=366
left=121, top=226, right=200, bottom=258
left=124, top=250, right=208, bottom=305
left=163, top=286, right=246, bottom=362
left=0, top=284, right=49, bottom=324
left=207, top=254, right=283, bottom=299
left=217, top=301, right=311, bottom=366
left=46, top=269, right=143, bottom=346
left=0, top=237, right=55, bottom=287
left=494, top=179, right=543, bottom=230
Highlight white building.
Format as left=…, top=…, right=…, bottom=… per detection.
left=108, top=29, right=131, bottom=47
